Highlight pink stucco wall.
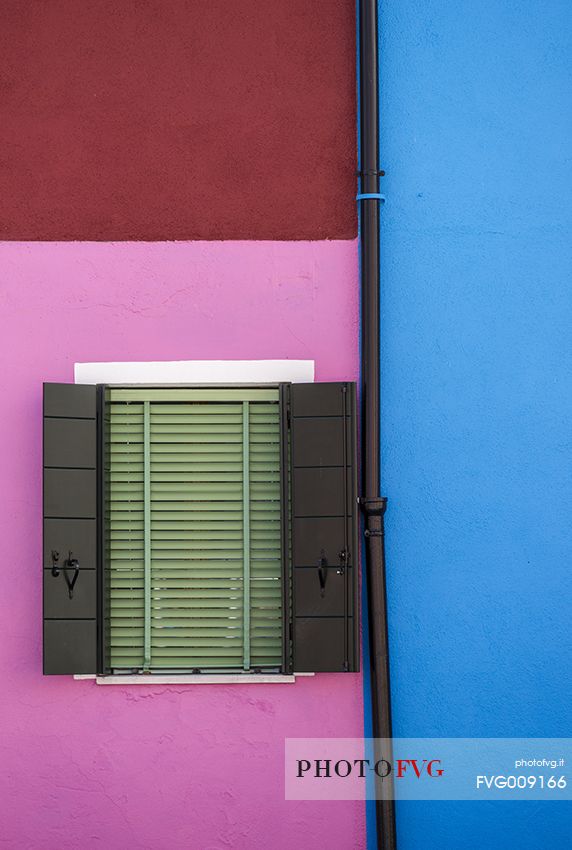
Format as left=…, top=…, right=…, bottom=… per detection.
left=0, top=240, right=364, bottom=849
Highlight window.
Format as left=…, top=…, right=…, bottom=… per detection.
left=43, top=381, right=359, bottom=678
left=108, top=388, right=283, bottom=673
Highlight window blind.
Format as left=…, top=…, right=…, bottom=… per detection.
left=107, top=388, right=282, bottom=672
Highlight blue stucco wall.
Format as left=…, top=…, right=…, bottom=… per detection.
left=371, top=0, right=571, bottom=846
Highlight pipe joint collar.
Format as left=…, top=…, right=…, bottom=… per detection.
left=359, top=496, right=387, bottom=517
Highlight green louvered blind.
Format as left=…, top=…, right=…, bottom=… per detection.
left=107, top=388, right=283, bottom=672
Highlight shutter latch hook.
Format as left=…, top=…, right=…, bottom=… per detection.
left=317, top=552, right=328, bottom=597
left=62, top=551, right=80, bottom=600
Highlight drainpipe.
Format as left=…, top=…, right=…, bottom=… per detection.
left=358, top=1, right=397, bottom=848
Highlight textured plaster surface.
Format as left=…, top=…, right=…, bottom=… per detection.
left=369, top=1, right=572, bottom=847
left=0, top=239, right=365, bottom=849
left=0, top=0, right=356, bottom=241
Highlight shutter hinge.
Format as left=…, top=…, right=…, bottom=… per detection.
left=51, top=550, right=60, bottom=577
left=336, top=548, right=348, bottom=575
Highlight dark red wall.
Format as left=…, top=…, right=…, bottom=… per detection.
left=0, top=0, right=356, bottom=240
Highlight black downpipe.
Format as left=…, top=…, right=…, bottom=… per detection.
left=358, top=1, right=397, bottom=848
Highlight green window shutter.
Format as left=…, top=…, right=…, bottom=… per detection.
left=248, top=402, right=283, bottom=668
left=107, top=388, right=283, bottom=672
left=108, top=401, right=145, bottom=669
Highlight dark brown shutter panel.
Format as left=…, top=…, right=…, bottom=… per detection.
left=43, top=383, right=100, bottom=674
left=289, top=382, right=359, bottom=672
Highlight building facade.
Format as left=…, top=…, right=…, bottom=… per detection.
left=0, top=2, right=570, bottom=849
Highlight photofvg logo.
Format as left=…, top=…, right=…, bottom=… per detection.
left=285, top=738, right=444, bottom=801
left=297, top=756, right=443, bottom=781
left=285, top=738, right=572, bottom=801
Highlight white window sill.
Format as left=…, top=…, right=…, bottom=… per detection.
left=75, top=673, right=314, bottom=685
